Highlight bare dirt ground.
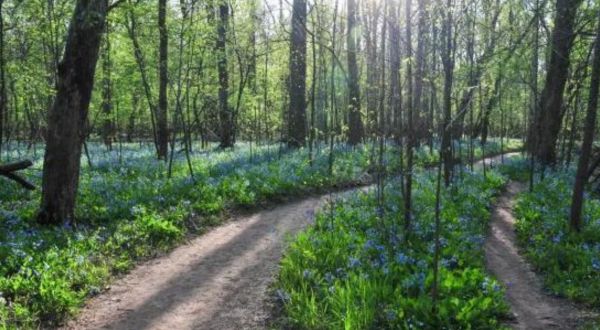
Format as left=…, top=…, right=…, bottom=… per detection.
left=61, top=192, right=347, bottom=330
left=485, top=181, right=587, bottom=329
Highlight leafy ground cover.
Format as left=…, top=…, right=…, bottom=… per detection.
left=498, top=159, right=600, bottom=307
left=0, top=139, right=520, bottom=328
left=275, top=168, right=511, bottom=329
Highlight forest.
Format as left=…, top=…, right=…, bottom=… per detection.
left=0, top=0, right=599, bottom=328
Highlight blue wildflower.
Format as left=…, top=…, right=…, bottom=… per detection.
left=276, top=289, right=291, bottom=303
left=348, top=257, right=361, bottom=268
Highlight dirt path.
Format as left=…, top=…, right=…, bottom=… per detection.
left=485, top=181, right=583, bottom=329
left=62, top=191, right=352, bottom=330
left=61, top=152, right=527, bottom=330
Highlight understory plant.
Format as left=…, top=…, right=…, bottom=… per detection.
left=276, top=169, right=510, bottom=329
left=513, top=169, right=600, bottom=307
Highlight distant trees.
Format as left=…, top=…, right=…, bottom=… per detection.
left=38, top=0, right=108, bottom=225
left=0, top=0, right=592, bottom=228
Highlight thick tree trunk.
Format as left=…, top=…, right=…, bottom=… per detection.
left=287, top=0, right=307, bottom=148
left=157, top=0, right=169, bottom=158
left=347, top=0, right=364, bottom=145
left=218, top=1, right=233, bottom=148
left=534, top=0, right=582, bottom=165
left=38, top=0, right=108, bottom=225
left=570, top=13, right=600, bottom=232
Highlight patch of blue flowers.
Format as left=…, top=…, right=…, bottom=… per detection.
left=276, top=168, right=510, bottom=329
left=511, top=164, right=600, bottom=307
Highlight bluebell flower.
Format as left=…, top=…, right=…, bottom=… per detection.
left=324, top=272, right=335, bottom=283
left=395, top=252, right=410, bottom=265
left=276, top=289, right=291, bottom=303
left=302, top=269, right=312, bottom=279
left=385, top=309, right=397, bottom=321
left=592, top=259, right=600, bottom=271
left=348, top=257, right=361, bottom=268
left=552, top=232, right=563, bottom=244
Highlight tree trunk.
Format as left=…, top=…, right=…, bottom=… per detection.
left=569, top=12, right=600, bottom=232
left=287, top=0, right=307, bottom=148
left=441, top=0, right=455, bottom=186
left=218, top=1, right=233, bottom=148
left=38, top=0, right=108, bottom=225
left=347, top=0, right=364, bottom=145
left=388, top=1, right=401, bottom=140
left=157, top=0, right=169, bottom=159
left=534, top=0, right=582, bottom=165
left=101, top=21, right=113, bottom=151
left=404, top=0, right=415, bottom=234
left=0, top=0, right=5, bottom=157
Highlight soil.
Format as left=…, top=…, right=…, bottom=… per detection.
left=61, top=192, right=345, bottom=330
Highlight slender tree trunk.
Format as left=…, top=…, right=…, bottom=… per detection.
left=388, top=1, right=401, bottom=141
left=0, top=0, right=5, bottom=158
left=404, top=0, right=415, bottom=234
left=570, top=13, right=600, bottom=232
left=534, top=0, right=582, bottom=165
left=287, top=0, right=308, bottom=148
left=217, top=1, right=233, bottom=148
left=309, top=6, right=317, bottom=165
left=441, top=0, right=455, bottom=186
left=126, top=7, right=159, bottom=155
left=157, top=0, right=169, bottom=159
left=101, top=21, right=113, bottom=151
left=38, top=0, right=108, bottom=225
left=347, top=0, right=364, bottom=146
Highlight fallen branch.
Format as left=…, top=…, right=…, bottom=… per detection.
left=0, top=160, right=36, bottom=190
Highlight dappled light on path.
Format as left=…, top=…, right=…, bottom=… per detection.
left=63, top=195, right=331, bottom=330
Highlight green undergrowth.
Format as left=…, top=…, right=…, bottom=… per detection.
left=275, top=168, right=511, bottom=329
left=0, top=139, right=520, bottom=328
left=501, top=160, right=600, bottom=307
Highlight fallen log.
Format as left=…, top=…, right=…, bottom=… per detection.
left=0, top=160, right=36, bottom=190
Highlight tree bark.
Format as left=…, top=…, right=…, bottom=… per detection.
left=534, top=0, right=582, bottom=165
left=388, top=1, right=401, bottom=140
left=347, top=0, right=364, bottom=145
left=157, top=0, right=169, bottom=159
left=441, top=0, right=455, bottom=186
left=0, top=0, right=5, bottom=157
left=0, top=160, right=35, bottom=190
left=569, top=12, right=600, bottom=232
left=217, top=1, right=233, bottom=148
left=287, top=0, right=307, bottom=148
left=101, top=21, right=114, bottom=150
left=38, top=0, right=108, bottom=225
